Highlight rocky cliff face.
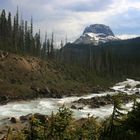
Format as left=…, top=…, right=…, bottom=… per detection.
left=74, top=24, right=119, bottom=45
left=83, top=24, right=115, bottom=36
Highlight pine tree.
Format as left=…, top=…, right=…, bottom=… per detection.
left=7, top=12, right=12, bottom=51
left=30, top=16, right=33, bottom=38
left=65, top=33, right=67, bottom=45
left=41, top=33, right=47, bottom=59
left=30, top=17, right=34, bottom=55
left=0, top=9, right=7, bottom=49
left=7, top=12, right=12, bottom=36
left=50, top=32, right=54, bottom=58
left=125, top=102, right=140, bottom=133
left=18, top=17, right=24, bottom=54
left=0, top=13, right=1, bottom=40
left=16, top=6, right=19, bottom=30
left=109, top=97, right=126, bottom=136
left=47, top=39, right=50, bottom=57
left=15, top=6, right=19, bottom=52
left=34, top=30, right=41, bottom=57
left=24, top=20, right=31, bottom=54
left=60, top=40, right=64, bottom=49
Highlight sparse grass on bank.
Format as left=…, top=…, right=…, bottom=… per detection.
left=0, top=52, right=122, bottom=104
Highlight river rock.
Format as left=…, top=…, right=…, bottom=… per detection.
left=31, top=85, right=62, bottom=98
left=125, top=84, right=131, bottom=89
left=99, top=101, right=107, bottom=106
left=0, top=96, right=9, bottom=105
left=40, top=86, right=51, bottom=95
left=91, top=104, right=100, bottom=108
left=78, top=107, right=83, bottom=110
left=71, top=105, right=77, bottom=109
left=20, top=114, right=32, bottom=122
left=49, top=89, right=62, bottom=98
left=10, top=117, right=18, bottom=123
left=92, top=85, right=105, bottom=93
left=30, top=86, right=40, bottom=92
left=136, top=84, right=140, bottom=88
left=74, top=95, right=113, bottom=108
left=34, top=113, right=48, bottom=123
left=135, top=89, right=140, bottom=95
left=44, top=86, right=51, bottom=94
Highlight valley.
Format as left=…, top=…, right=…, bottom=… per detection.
left=0, top=6, right=140, bottom=139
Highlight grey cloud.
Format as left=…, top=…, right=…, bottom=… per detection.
left=108, top=8, right=140, bottom=35
left=0, top=0, right=140, bottom=43
left=52, top=0, right=114, bottom=12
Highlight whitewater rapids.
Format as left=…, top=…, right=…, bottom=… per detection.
left=0, top=79, right=139, bottom=124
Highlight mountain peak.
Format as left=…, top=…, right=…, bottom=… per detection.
left=74, top=24, right=119, bottom=45
left=83, top=24, right=114, bottom=37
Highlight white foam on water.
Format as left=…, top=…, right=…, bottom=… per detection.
left=111, top=79, right=140, bottom=95
left=76, top=105, right=113, bottom=119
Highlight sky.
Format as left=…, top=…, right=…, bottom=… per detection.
left=0, top=0, right=140, bottom=45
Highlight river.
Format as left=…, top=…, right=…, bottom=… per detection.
left=0, top=79, right=139, bottom=124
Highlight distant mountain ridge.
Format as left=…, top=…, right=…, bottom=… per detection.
left=74, top=24, right=119, bottom=45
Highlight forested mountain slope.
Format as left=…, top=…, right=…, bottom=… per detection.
left=60, top=37, right=140, bottom=78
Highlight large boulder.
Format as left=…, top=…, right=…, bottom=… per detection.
left=0, top=96, right=9, bottom=105
left=10, top=117, right=18, bottom=123
left=20, top=114, right=32, bottom=122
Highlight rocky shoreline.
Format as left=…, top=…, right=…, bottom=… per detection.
left=71, top=94, right=134, bottom=109
left=0, top=85, right=106, bottom=105
left=0, top=86, right=64, bottom=105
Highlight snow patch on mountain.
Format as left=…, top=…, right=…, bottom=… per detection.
left=74, top=24, right=120, bottom=45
